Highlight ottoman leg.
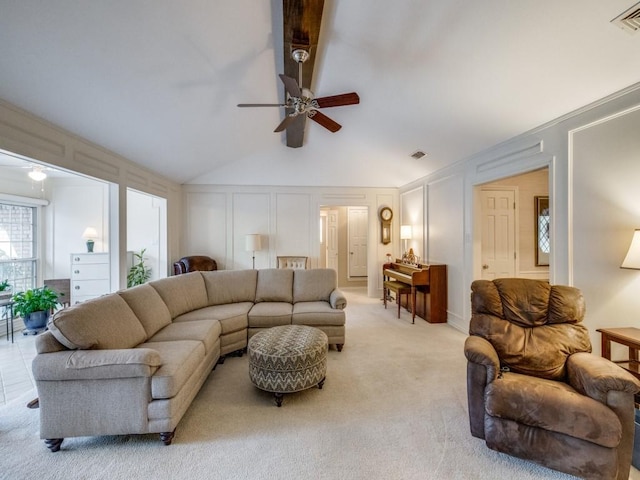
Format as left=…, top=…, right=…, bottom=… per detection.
left=274, top=392, right=284, bottom=407
left=318, top=377, right=326, bottom=390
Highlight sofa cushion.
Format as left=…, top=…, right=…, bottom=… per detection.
left=48, top=294, right=147, bottom=350
left=148, top=320, right=221, bottom=356
left=292, top=301, right=346, bottom=326
left=293, top=269, right=337, bottom=303
left=136, top=340, right=205, bottom=399
left=175, top=303, right=251, bottom=334
left=118, top=284, right=172, bottom=338
left=248, top=302, right=292, bottom=327
left=149, top=272, right=208, bottom=318
left=202, top=270, right=257, bottom=305
left=255, top=269, right=293, bottom=303
left=486, top=372, right=622, bottom=448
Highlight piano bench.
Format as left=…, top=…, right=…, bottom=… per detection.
left=383, top=280, right=413, bottom=322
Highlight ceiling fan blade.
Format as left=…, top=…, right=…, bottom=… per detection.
left=315, top=92, right=360, bottom=108
left=308, top=110, right=341, bottom=133
left=274, top=114, right=299, bottom=133
left=237, top=103, right=286, bottom=107
left=278, top=74, right=301, bottom=98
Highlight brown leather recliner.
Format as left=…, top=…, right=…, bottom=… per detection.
left=172, top=255, right=217, bottom=275
left=465, top=278, right=640, bottom=480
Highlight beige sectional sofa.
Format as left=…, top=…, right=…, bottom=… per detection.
left=32, top=268, right=346, bottom=451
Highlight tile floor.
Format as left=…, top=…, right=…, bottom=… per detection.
left=0, top=329, right=37, bottom=406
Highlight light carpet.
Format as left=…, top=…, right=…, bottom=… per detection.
left=0, top=288, right=631, bottom=479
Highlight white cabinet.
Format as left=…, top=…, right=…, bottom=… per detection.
left=70, top=253, right=110, bottom=304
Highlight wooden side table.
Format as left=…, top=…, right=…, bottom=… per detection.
left=596, top=327, right=640, bottom=380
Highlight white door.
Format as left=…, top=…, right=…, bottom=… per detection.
left=326, top=209, right=339, bottom=271
left=480, top=189, right=516, bottom=279
left=348, top=207, right=368, bottom=277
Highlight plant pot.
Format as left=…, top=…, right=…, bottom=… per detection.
left=23, top=310, right=50, bottom=334
left=0, top=290, right=12, bottom=302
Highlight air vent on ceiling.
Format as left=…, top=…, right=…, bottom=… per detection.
left=611, top=2, right=640, bottom=33
left=410, top=150, right=426, bottom=159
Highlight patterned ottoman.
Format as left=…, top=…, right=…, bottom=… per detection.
left=248, top=325, right=328, bottom=407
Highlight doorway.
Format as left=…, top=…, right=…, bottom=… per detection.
left=475, top=168, right=550, bottom=281
left=319, top=206, right=368, bottom=288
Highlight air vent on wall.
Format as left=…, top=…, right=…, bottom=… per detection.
left=611, top=2, right=640, bottom=33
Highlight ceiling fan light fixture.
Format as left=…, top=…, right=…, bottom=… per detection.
left=28, top=165, right=47, bottom=181
left=291, top=49, right=310, bottom=64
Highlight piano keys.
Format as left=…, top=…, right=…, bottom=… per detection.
left=383, top=260, right=447, bottom=323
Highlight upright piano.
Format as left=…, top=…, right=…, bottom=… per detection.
left=383, top=260, right=447, bottom=323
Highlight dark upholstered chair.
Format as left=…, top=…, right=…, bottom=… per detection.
left=465, top=278, right=640, bottom=480
left=172, top=256, right=217, bottom=275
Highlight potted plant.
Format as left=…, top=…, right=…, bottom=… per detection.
left=0, top=279, right=11, bottom=301
left=127, top=248, right=152, bottom=288
left=12, top=286, right=60, bottom=334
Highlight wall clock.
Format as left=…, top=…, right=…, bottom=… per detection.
left=379, top=207, right=393, bottom=245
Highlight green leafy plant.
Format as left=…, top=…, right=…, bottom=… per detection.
left=0, top=279, right=10, bottom=292
left=12, top=286, right=60, bottom=317
left=127, top=248, right=152, bottom=288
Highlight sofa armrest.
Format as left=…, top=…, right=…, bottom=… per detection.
left=32, top=348, right=162, bottom=381
left=330, top=289, right=347, bottom=310
left=567, top=352, right=640, bottom=403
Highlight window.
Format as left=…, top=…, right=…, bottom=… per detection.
left=0, top=203, right=37, bottom=292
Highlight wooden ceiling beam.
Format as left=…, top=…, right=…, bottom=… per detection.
left=282, top=0, right=325, bottom=148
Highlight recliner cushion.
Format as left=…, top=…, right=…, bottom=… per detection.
left=485, top=372, right=622, bottom=448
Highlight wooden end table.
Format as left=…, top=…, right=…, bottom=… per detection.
left=596, top=327, right=640, bottom=380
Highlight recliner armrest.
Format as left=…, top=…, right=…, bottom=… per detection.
left=464, top=335, right=500, bottom=384
left=330, top=289, right=347, bottom=310
left=567, top=352, right=640, bottom=403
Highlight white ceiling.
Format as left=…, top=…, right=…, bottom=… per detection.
left=1, top=1, right=639, bottom=188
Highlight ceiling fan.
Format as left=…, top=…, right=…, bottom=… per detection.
left=237, top=49, right=359, bottom=134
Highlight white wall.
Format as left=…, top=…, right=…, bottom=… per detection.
left=401, top=83, right=640, bottom=353
left=46, top=176, right=110, bottom=279
left=182, top=185, right=398, bottom=297
left=127, top=189, right=165, bottom=282
left=0, top=99, right=182, bottom=288
left=571, top=106, right=640, bottom=352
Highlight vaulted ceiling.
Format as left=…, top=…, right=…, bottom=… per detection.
left=1, top=1, right=639, bottom=188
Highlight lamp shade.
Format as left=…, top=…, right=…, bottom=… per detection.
left=400, top=225, right=412, bottom=240
left=82, top=227, right=98, bottom=239
left=245, top=234, right=262, bottom=252
left=621, top=229, right=640, bottom=269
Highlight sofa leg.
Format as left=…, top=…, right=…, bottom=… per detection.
left=217, top=356, right=226, bottom=365
left=45, top=438, right=63, bottom=452
left=336, top=344, right=343, bottom=352
left=160, top=430, right=175, bottom=445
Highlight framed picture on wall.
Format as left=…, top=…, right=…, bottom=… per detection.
left=535, top=196, right=550, bottom=266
